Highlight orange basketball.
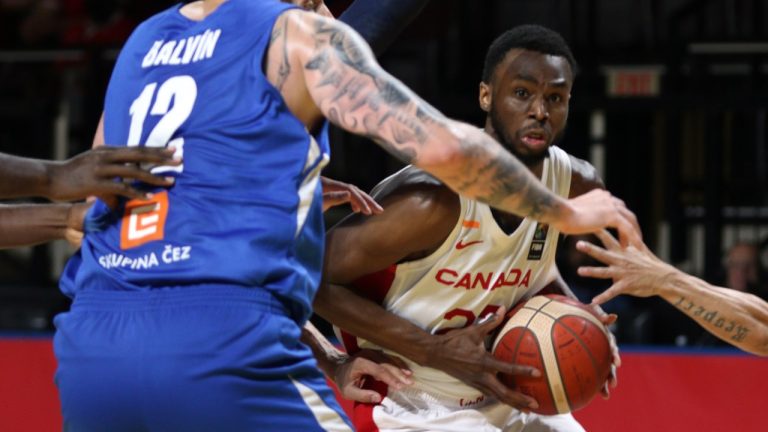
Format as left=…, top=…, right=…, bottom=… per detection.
left=491, top=295, right=612, bottom=415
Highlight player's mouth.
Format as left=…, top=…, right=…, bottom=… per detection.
left=521, top=130, right=549, bottom=150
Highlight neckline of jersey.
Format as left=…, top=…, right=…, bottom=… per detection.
left=175, top=0, right=232, bottom=24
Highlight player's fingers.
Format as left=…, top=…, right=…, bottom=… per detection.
left=609, top=334, right=622, bottom=368
left=577, top=265, right=614, bottom=279
left=490, top=380, right=539, bottom=410
left=341, top=385, right=383, bottom=404
left=575, top=240, right=615, bottom=265
left=594, top=229, right=621, bottom=251
left=602, top=313, right=618, bottom=326
left=618, top=204, right=641, bottom=236
left=357, top=187, right=384, bottom=214
left=95, top=165, right=176, bottom=187
left=474, top=305, right=506, bottom=335
left=376, top=363, right=414, bottom=387
left=101, top=182, right=152, bottom=200
left=614, top=215, right=641, bottom=249
left=354, top=363, right=408, bottom=391
left=102, top=146, right=181, bottom=165
left=591, top=281, right=627, bottom=305
left=64, top=228, right=84, bottom=248
left=486, top=356, right=541, bottom=378
left=323, top=191, right=352, bottom=211
left=348, top=187, right=372, bottom=215
left=601, top=381, right=611, bottom=399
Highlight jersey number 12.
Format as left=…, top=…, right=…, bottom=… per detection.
left=127, top=75, right=198, bottom=173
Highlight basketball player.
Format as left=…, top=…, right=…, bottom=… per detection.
left=578, top=230, right=768, bottom=356
left=54, top=2, right=637, bottom=430
left=314, top=25, right=619, bottom=431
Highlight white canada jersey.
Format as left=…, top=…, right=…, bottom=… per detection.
left=337, top=145, right=573, bottom=404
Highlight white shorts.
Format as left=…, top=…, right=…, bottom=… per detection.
left=351, top=384, right=585, bottom=432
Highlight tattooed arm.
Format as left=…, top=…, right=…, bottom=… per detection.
left=267, top=10, right=640, bottom=242
left=578, top=230, right=768, bottom=356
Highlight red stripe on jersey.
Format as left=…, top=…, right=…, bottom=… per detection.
left=340, top=329, right=361, bottom=354
left=352, top=379, right=388, bottom=432
left=341, top=265, right=398, bottom=355
left=351, top=265, right=397, bottom=305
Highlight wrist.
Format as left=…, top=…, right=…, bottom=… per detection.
left=418, top=333, right=444, bottom=368
left=546, top=199, right=573, bottom=230
left=326, top=353, right=350, bottom=383
left=42, top=161, right=63, bottom=200
left=657, top=268, right=688, bottom=301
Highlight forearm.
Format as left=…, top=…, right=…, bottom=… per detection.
left=417, top=123, right=569, bottom=224
left=338, top=0, right=430, bottom=56
left=0, top=154, right=52, bottom=199
left=0, top=204, right=71, bottom=248
left=660, top=271, right=768, bottom=356
left=300, top=321, right=347, bottom=378
left=314, top=283, right=434, bottom=365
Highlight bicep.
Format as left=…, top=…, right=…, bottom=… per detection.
left=324, top=187, right=458, bottom=284
left=281, top=12, right=454, bottom=165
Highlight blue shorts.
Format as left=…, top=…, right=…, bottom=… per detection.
left=53, top=286, right=352, bottom=431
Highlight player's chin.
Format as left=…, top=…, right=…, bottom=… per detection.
left=515, top=146, right=550, bottom=164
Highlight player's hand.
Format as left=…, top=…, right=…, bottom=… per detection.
left=426, top=307, right=541, bottom=411
left=590, top=304, right=620, bottom=398
left=46, top=146, right=180, bottom=202
left=576, top=229, right=675, bottom=304
left=321, top=176, right=383, bottom=215
left=553, top=190, right=642, bottom=248
left=333, top=349, right=413, bottom=404
left=64, top=202, right=93, bottom=248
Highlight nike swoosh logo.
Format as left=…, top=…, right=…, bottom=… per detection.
left=456, top=240, right=483, bottom=250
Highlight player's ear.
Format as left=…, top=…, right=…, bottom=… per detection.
left=479, top=82, right=491, bottom=113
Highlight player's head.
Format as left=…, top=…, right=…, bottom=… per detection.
left=479, top=25, right=577, bottom=165
left=283, top=0, right=333, bottom=18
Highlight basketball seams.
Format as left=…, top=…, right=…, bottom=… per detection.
left=553, top=316, right=605, bottom=403
left=549, top=323, right=572, bottom=413
left=492, top=296, right=610, bottom=415
left=529, top=311, right=569, bottom=413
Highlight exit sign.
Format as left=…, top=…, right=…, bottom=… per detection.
left=604, top=66, right=664, bottom=97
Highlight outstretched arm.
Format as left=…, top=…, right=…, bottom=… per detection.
left=0, top=148, right=178, bottom=201
left=268, top=10, right=640, bottom=244
left=578, top=230, right=768, bottom=356
left=0, top=202, right=89, bottom=249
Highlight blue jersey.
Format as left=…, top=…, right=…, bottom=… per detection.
left=60, top=0, right=328, bottom=323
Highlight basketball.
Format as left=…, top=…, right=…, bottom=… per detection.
left=491, top=295, right=612, bottom=415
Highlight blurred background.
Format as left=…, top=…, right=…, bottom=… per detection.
left=1, top=0, right=767, bottom=349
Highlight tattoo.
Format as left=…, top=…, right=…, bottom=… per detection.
left=675, top=296, right=751, bottom=342
left=294, top=14, right=562, bottom=219
left=303, top=16, right=428, bottom=164
left=467, top=142, right=557, bottom=220
left=271, top=18, right=292, bottom=91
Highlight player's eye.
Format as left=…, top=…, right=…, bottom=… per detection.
left=514, top=88, right=529, bottom=99
left=548, top=94, right=563, bottom=103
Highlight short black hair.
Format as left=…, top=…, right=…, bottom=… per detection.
left=481, top=24, right=577, bottom=83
